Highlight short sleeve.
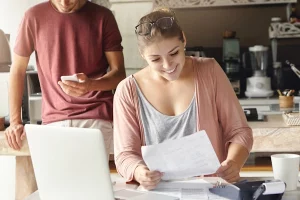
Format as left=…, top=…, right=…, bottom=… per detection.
left=102, top=11, right=123, bottom=52
left=14, top=12, right=35, bottom=57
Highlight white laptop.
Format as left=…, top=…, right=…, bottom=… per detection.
left=25, top=124, right=178, bottom=200
left=25, top=124, right=115, bottom=200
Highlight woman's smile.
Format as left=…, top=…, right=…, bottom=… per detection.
left=164, top=66, right=177, bottom=74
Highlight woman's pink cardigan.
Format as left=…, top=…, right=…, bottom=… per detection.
left=113, top=57, right=253, bottom=181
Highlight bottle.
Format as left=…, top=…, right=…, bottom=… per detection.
left=290, top=4, right=298, bottom=23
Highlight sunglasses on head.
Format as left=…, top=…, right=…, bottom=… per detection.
left=135, top=17, right=175, bottom=36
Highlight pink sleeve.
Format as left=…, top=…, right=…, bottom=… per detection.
left=113, top=78, right=145, bottom=181
left=212, top=60, right=253, bottom=153
left=14, top=12, right=35, bottom=57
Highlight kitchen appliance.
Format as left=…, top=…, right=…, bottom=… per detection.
left=0, top=29, right=11, bottom=68
left=185, top=46, right=206, bottom=57
left=0, top=29, right=11, bottom=119
left=0, top=30, right=31, bottom=124
left=245, top=45, right=274, bottom=98
left=222, top=38, right=243, bottom=97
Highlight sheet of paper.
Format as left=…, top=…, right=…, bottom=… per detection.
left=114, top=189, right=179, bottom=200
left=138, top=179, right=230, bottom=200
left=141, top=130, right=221, bottom=180
left=156, top=180, right=211, bottom=199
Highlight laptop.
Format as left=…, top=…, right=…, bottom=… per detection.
left=25, top=124, right=115, bottom=200
left=25, top=124, right=178, bottom=200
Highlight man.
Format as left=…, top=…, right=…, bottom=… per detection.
left=4, top=0, right=125, bottom=199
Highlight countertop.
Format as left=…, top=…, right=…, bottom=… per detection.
left=0, top=114, right=299, bottom=156
left=249, top=114, right=300, bottom=152
left=248, top=114, right=287, bottom=128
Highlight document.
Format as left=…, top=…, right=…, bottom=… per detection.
left=141, top=130, right=221, bottom=180
left=114, top=189, right=179, bottom=200
left=138, top=179, right=230, bottom=200
left=150, top=180, right=211, bottom=199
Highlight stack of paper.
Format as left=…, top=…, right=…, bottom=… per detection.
left=138, top=179, right=231, bottom=200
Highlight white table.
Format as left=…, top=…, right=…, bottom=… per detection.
left=25, top=174, right=300, bottom=200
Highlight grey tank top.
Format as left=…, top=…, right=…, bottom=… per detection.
left=133, top=77, right=197, bottom=145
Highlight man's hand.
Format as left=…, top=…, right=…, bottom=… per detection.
left=133, top=165, right=163, bottom=190
left=216, top=159, right=240, bottom=183
left=58, top=73, right=91, bottom=97
left=4, top=124, right=26, bottom=150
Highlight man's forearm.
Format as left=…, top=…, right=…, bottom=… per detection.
left=9, top=68, right=26, bottom=124
left=89, top=68, right=126, bottom=91
left=226, top=143, right=250, bottom=169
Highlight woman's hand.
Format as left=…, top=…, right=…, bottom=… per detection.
left=216, top=159, right=240, bottom=183
left=133, top=165, right=163, bottom=190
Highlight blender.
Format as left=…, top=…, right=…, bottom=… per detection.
left=245, top=45, right=274, bottom=98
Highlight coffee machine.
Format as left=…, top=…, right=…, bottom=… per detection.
left=245, top=45, right=274, bottom=98
left=222, top=38, right=242, bottom=97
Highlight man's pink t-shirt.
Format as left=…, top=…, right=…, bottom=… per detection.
left=14, top=1, right=123, bottom=124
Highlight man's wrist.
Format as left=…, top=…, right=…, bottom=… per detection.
left=87, top=79, right=94, bottom=92
left=9, top=120, right=23, bottom=126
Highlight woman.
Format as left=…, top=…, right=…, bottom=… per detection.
left=114, top=8, right=253, bottom=190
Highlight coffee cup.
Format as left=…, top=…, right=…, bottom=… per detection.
left=271, top=154, right=300, bottom=191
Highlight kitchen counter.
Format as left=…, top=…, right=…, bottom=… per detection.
left=248, top=114, right=287, bottom=128
left=0, top=132, right=30, bottom=156
left=249, top=114, right=300, bottom=152
left=0, top=114, right=300, bottom=156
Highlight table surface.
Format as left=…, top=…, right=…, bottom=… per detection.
left=24, top=174, right=300, bottom=200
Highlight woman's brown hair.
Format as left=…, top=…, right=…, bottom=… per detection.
left=135, top=8, right=184, bottom=53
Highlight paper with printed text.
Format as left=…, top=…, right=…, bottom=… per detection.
left=142, top=130, right=221, bottom=181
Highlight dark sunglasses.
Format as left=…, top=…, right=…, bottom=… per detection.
left=135, top=17, right=175, bottom=36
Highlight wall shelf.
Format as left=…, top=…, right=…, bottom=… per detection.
left=269, top=22, right=300, bottom=39
left=153, top=0, right=297, bottom=9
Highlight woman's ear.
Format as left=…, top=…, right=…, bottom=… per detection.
left=139, top=51, right=144, bottom=59
left=182, top=31, right=187, bottom=47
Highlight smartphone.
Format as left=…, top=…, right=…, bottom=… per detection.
left=61, top=74, right=79, bottom=82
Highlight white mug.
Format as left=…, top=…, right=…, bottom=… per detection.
left=271, top=154, right=300, bottom=191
